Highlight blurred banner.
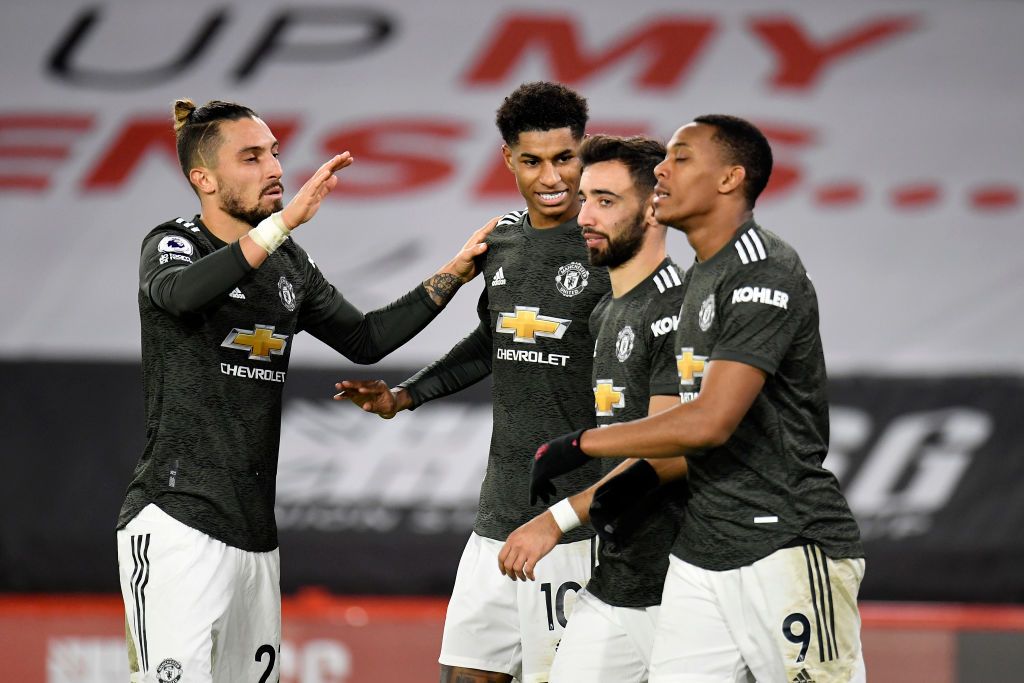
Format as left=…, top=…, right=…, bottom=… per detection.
left=1, top=0, right=1022, bottom=373
left=3, top=361, right=1023, bottom=602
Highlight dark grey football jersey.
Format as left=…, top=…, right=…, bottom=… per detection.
left=475, top=211, right=611, bottom=542
left=585, top=258, right=688, bottom=608
left=119, top=216, right=349, bottom=551
left=670, top=220, right=863, bottom=570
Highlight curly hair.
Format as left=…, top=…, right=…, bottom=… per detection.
left=579, top=135, right=665, bottom=198
left=172, top=99, right=258, bottom=183
left=693, top=114, right=773, bottom=208
left=495, top=81, right=589, bottom=146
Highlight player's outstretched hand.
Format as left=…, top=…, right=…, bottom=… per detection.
left=530, top=429, right=591, bottom=505
left=333, top=378, right=407, bottom=419
left=445, top=216, right=500, bottom=284
left=280, top=152, right=354, bottom=229
left=498, top=512, right=562, bottom=581
left=589, top=460, right=660, bottom=546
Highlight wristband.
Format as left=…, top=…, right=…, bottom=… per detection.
left=549, top=498, right=581, bottom=533
left=248, top=211, right=291, bottom=254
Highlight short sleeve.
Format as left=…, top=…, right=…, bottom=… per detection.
left=710, top=261, right=812, bottom=375
left=647, top=299, right=685, bottom=396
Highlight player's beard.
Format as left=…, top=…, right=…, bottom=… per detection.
left=588, top=210, right=646, bottom=268
left=220, top=182, right=285, bottom=227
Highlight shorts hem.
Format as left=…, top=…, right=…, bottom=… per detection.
left=438, top=654, right=515, bottom=676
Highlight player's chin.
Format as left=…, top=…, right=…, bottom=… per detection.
left=652, top=203, right=681, bottom=227
left=533, top=199, right=572, bottom=220
left=587, top=246, right=609, bottom=267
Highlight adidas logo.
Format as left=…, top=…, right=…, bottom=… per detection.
left=491, top=267, right=507, bottom=287
left=229, top=287, right=246, bottom=300
left=792, top=669, right=815, bottom=683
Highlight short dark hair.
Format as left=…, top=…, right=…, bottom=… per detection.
left=579, top=135, right=665, bottom=198
left=172, top=99, right=258, bottom=182
left=693, top=114, right=773, bottom=207
left=495, top=81, right=588, bottom=146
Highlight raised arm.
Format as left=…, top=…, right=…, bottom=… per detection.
left=145, top=154, right=352, bottom=316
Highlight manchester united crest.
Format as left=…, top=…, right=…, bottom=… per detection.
left=616, top=326, right=635, bottom=362
left=698, top=294, right=715, bottom=332
left=278, top=276, right=296, bottom=312
left=555, top=262, right=590, bottom=297
left=156, top=658, right=183, bottom=683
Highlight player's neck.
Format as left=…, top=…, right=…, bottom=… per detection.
left=684, top=207, right=753, bottom=263
left=199, top=205, right=254, bottom=245
left=527, top=205, right=580, bottom=230
left=609, top=234, right=667, bottom=299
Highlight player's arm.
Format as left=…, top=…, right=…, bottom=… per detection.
left=498, top=395, right=684, bottom=581
left=333, top=284, right=494, bottom=416
left=586, top=359, right=764, bottom=458
left=145, top=154, right=351, bottom=316
left=532, top=261, right=809, bottom=495
left=303, top=219, right=496, bottom=365
left=533, top=359, right=763, bottom=490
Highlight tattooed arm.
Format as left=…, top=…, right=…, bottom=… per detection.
left=303, top=218, right=498, bottom=364
left=422, top=272, right=465, bottom=308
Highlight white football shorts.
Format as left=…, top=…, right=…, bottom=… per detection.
left=650, top=545, right=866, bottom=683
left=549, top=588, right=659, bottom=682
left=116, top=504, right=281, bottom=683
left=439, top=531, right=596, bottom=683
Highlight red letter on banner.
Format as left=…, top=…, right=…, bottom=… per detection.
left=319, top=120, right=467, bottom=197
left=463, top=15, right=715, bottom=89
left=83, top=117, right=297, bottom=190
left=0, top=114, right=93, bottom=191
left=750, top=16, right=916, bottom=90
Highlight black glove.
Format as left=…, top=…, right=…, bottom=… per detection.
left=530, top=429, right=590, bottom=505
left=589, top=459, right=660, bottom=546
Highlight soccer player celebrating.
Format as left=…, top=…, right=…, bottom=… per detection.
left=116, top=99, right=491, bottom=683
left=530, top=116, right=866, bottom=682
left=335, top=82, right=610, bottom=683
left=497, top=134, right=690, bottom=682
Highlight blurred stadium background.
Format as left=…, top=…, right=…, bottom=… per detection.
left=2, top=0, right=1023, bottom=679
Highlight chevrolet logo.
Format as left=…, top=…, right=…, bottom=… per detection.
left=221, top=324, right=289, bottom=361
left=496, top=306, right=571, bottom=344
left=594, top=379, right=626, bottom=416
left=677, top=347, right=707, bottom=386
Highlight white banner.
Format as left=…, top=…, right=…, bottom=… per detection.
left=2, top=0, right=1021, bottom=373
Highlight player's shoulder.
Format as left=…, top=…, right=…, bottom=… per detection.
left=141, top=216, right=206, bottom=259
left=490, top=208, right=528, bottom=238
left=588, top=290, right=614, bottom=326
left=723, top=223, right=805, bottom=280
left=646, top=258, right=686, bottom=299
left=143, top=216, right=202, bottom=242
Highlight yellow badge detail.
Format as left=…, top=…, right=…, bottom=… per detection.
left=676, top=348, right=707, bottom=386
left=594, top=379, right=626, bottom=417
left=221, top=324, right=289, bottom=361
left=496, top=306, right=571, bottom=344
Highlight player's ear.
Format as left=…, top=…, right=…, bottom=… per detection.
left=190, top=167, right=216, bottom=196
left=501, top=144, right=515, bottom=173
left=642, top=195, right=659, bottom=229
left=719, top=165, right=746, bottom=197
